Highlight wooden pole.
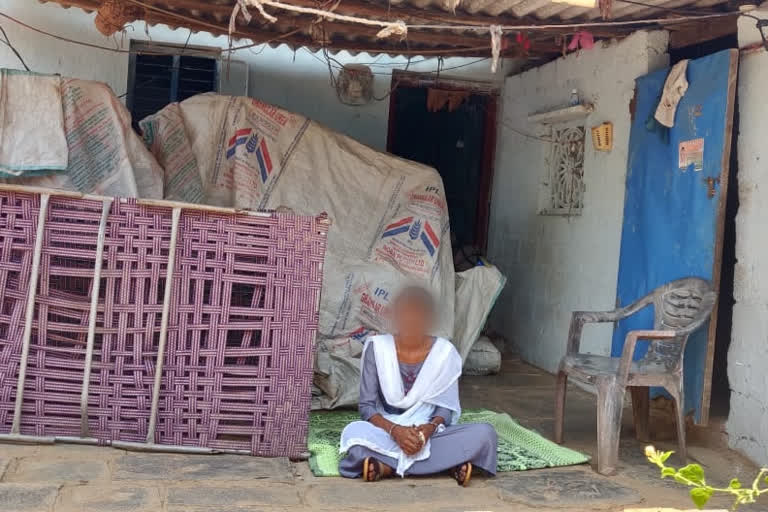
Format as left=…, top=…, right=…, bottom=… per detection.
left=145, top=206, right=181, bottom=443
left=79, top=197, right=113, bottom=437
left=11, top=194, right=50, bottom=434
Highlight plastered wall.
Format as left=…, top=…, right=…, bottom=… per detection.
left=727, top=10, right=768, bottom=467
left=487, top=30, right=669, bottom=373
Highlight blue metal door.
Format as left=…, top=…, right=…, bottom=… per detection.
left=613, top=49, right=737, bottom=425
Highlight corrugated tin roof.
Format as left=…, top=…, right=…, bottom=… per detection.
left=42, top=0, right=737, bottom=58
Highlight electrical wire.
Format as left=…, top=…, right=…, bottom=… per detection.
left=179, top=29, right=192, bottom=56
left=0, top=11, right=297, bottom=56
left=502, top=121, right=554, bottom=142
left=405, top=11, right=738, bottom=31
left=372, top=55, right=411, bottom=102
left=0, top=22, right=30, bottom=71
left=607, top=0, right=722, bottom=16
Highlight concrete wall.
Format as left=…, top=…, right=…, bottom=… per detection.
left=727, top=11, right=768, bottom=467
left=487, top=31, right=669, bottom=373
left=0, top=0, right=514, bottom=151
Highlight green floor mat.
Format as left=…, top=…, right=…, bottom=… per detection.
left=308, top=409, right=590, bottom=476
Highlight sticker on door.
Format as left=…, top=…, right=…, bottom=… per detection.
left=679, top=138, right=704, bottom=172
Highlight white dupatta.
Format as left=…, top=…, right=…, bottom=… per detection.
left=339, top=334, right=462, bottom=476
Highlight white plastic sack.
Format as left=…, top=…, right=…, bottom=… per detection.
left=0, top=74, right=164, bottom=198
left=453, top=264, right=507, bottom=361
left=464, top=335, right=502, bottom=376
left=0, top=70, right=66, bottom=177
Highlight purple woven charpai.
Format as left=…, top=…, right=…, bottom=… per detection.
left=157, top=211, right=324, bottom=456
left=0, top=192, right=39, bottom=434
left=91, top=199, right=171, bottom=443
left=0, top=189, right=328, bottom=457
left=19, top=196, right=104, bottom=438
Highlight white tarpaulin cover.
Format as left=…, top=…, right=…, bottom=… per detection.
left=140, top=94, right=505, bottom=408
left=0, top=71, right=164, bottom=197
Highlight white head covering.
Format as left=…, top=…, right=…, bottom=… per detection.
left=339, top=335, right=462, bottom=476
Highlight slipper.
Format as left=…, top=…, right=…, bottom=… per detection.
left=363, top=457, right=392, bottom=482
left=453, top=462, right=473, bottom=487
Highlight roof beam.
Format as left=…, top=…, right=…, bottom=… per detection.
left=667, top=16, right=736, bottom=48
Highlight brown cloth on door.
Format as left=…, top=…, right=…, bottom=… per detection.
left=427, top=88, right=469, bottom=112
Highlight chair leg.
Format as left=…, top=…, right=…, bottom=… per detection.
left=554, top=371, right=567, bottom=444
left=629, top=386, right=650, bottom=442
left=672, top=386, right=687, bottom=462
left=596, top=378, right=625, bottom=476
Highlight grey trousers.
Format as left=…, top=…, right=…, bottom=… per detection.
left=339, top=422, right=498, bottom=478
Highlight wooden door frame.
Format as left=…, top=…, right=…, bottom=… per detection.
left=699, top=49, right=739, bottom=426
left=386, top=70, right=500, bottom=252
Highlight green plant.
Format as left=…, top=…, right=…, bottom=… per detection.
left=645, top=445, right=768, bottom=510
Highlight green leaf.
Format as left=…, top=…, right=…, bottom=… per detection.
left=729, top=478, right=742, bottom=489
left=679, top=464, right=706, bottom=485
left=661, top=467, right=676, bottom=479
left=675, top=474, right=691, bottom=485
left=659, top=451, right=673, bottom=463
left=690, top=487, right=713, bottom=509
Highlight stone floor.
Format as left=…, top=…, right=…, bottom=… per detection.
left=0, top=357, right=761, bottom=512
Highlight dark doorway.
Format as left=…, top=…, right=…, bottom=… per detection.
left=670, top=33, right=738, bottom=421
left=386, top=72, right=498, bottom=253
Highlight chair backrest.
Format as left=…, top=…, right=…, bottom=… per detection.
left=644, top=277, right=716, bottom=368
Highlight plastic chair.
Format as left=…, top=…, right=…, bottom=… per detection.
left=554, top=277, right=716, bottom=475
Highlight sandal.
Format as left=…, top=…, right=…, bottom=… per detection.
left=362, top=457, right=393, bottom=482
left=452, top=462, right=473, bottom=487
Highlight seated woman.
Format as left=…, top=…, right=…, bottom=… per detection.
left=339, top=286, right=497, bottom=486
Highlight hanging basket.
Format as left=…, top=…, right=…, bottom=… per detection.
left=591, top=122, right=613, bottom=152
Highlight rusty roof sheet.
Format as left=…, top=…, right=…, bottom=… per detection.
left=42, top=0, right=735, bottom=58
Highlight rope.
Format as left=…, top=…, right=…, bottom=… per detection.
left=244, top=0, right=408, bottom=38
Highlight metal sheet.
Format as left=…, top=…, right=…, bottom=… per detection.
left=612, top=49, right=737, bottom=424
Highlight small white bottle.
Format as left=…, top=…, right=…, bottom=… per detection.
left=569, top=89, right=580, bottom=106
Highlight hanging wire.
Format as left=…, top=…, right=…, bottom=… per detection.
left=0, top=22, right=30, bottom=71
left=372, top=55, right=412, bottom=102
left=740, top=12, right=768, bottom=53
left=179, top=28, right=192, bottom=56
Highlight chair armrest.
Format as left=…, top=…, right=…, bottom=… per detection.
left=566, top=309, right=633, bottom=355
left=616, top=330, right=677, bottom=382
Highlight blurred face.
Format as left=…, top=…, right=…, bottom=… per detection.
left=393, top=296, right=432, bottom=338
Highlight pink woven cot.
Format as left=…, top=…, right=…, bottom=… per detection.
left=0, top=187, right=328, bottom=457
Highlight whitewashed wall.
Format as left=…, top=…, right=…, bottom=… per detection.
left=0, top=0, right=514, bottom=151
left=487, top=31, right=669, bottom=373
left=727, top=11, right=768, bottom=467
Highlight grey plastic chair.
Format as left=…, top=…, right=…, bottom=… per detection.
left=554, top=277, right=716, bottom=475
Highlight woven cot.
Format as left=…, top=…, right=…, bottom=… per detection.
left=0, top=186, right=328, bottom=457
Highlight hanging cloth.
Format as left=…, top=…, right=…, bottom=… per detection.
left=426, top=88, right=469, bottom=113
left=654, top=60, right=689, bottom=128
left=567, top=31, right=595, bottom=51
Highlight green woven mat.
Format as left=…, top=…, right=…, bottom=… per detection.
left=308, top=409, right=589, bottom=476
